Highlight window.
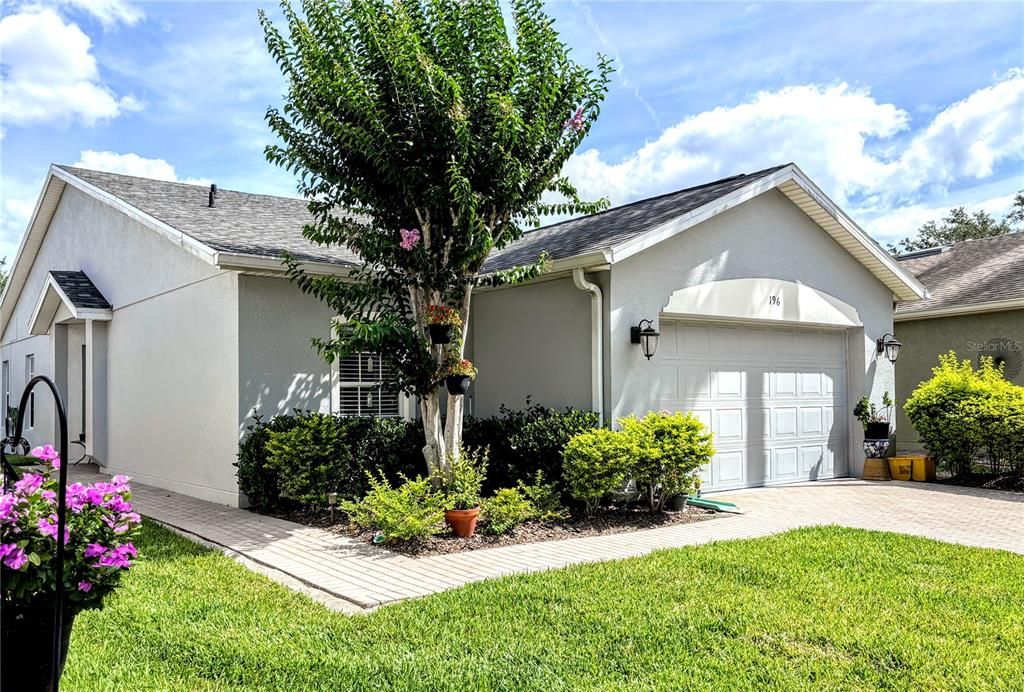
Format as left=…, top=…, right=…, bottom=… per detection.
left=337, top=352, right=400, bottom=417
left=25, top=354, right=35, bottom=429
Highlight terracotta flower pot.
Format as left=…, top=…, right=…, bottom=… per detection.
left=445, top=507, right=481, bottom=537
left=428, top=323, right=454, bottom=345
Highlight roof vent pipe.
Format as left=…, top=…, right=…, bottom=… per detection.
left=208, top=184, right=217, bottom=207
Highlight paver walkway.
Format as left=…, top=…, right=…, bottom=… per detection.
left=69, top=466, right=1023, bottom=612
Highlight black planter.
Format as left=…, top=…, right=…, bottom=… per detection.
left=1, top=602, right=78, bottom=692
left=864, top=422, right=890, bottom=441
left=445, top=375, right=471, bottom=396
left=428, top=324, right=454, bottom=345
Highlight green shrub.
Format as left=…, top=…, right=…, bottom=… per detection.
left=236, top=411, right=315, bottom=511
left=482, top=487, right=535, bottom=534
left=434, top=448, right=487, bottom=510
left=464, top=403, right=600, bottom=496
left=905, top=352, right=1024, bottom=477
left=621, top=412, right=715, bottom=513
left=341, top=474, right=445, bottom=543
left=563, top=428, right=635, bottom=514
left=517, top=470, right=568, bottom=523
left=264, top=413, right=358, bottom=508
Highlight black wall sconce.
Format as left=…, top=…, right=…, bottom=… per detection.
left=876, top=333, right=902, bottom=363
left=631, top=319, right=660, bottom=360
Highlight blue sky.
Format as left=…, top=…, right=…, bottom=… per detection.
left=1, top=0, right=1022, bottom=265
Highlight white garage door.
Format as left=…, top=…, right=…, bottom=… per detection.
left=658, top=320, right=848, bottom=491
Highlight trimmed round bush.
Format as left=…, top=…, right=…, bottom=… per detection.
left=482, top=487, right=535, bottom=534
left=562, top=428, right=635, bottom=514
left=620, top=411, right=714, bottom=513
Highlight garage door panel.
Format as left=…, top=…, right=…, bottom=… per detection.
left=774, top=447, right=800, bottom=479
left=715, top=451, right=745, bottom=485
left=658, top=320, right=848, bottom=490
left=773, top=407, right=798, bottom=437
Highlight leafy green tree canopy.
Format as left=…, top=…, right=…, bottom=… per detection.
left=261, top=0, right=612, bottom=472
left=888, top=191, right=1023, bottom=254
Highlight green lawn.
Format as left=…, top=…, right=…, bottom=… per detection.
left=63, top=522, right=1023, bottom=691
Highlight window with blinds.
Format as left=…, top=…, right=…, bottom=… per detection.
left=338, top=352, right=400, bottom=417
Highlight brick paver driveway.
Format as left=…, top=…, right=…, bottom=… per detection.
left=69, top=467, right=1022, bottom=612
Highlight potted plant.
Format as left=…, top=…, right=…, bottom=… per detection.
left=436, top=451, right=486, bottom=537
left=1, top=445, right=141, bottom=691
left=425, top=305, right=462, bottom=345
left=439, top=358, right=477, bottom=395
left=854, top=391, right=894, bottom=441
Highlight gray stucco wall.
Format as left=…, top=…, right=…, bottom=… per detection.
left=0, top=186, right=242, bottom=504
left=894, top=309, right=1024, bottom=448
left=237, top=274, right=335, bottom=432
left=471, top=276, right=592, bottom=416
left=609, top=189, right=898, bottom=478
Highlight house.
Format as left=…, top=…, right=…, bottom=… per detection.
left=0, top=163, right=926, bottom=505
left=894, top=232, right=1024, bottom=448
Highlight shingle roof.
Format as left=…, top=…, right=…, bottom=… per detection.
left=56, top=166, right=360, bottom=266
left=57, top=163, right=789, bottom=273
left=896, top=232, right=1024, bottom=315
left=49, top=270, right=111, bottom=310
left=483, top=164, right=790, bottom=271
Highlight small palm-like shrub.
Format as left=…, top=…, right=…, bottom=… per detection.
left=341, top=474, right=445, bottom=543
left=434, top=449, right=487, bottom=510
left=482, top=488, right=535, bottom=535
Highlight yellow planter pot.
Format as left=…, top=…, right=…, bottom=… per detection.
left=888, top=457, right=913, bottom=481
left=911, top=456, right=936, bottom=482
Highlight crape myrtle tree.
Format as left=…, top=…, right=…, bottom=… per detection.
left=260, top=0, right=612, bottom=475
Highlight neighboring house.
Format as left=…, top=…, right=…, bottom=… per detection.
left=894, top=232, right=1024, bottom=449
left=0, top=163, right=925, bottom=505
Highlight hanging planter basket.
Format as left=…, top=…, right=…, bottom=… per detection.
left=1, top=603, right=78, bottom=692
left=428, top=323, right=454, bottom=345
left=445, top=375, right=471, bottom=396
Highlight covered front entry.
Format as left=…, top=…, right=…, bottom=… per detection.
left=28, top=271, right=111, bottom=463
left=658, top=319, right=849, bottom=491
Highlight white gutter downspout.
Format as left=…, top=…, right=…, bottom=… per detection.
left=572, top=268, right=604, bottom=422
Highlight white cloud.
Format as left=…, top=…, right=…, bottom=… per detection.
left=73, top=151, right=210, bottom=186
left=59, top=0, right=144, bottom=27
left=863, top=192, right=1020, bottom=245
left=0, top=8, right=142, bottom=128
left=565, top=70, right=1024, bottom=223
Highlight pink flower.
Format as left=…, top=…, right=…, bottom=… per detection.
left=563, top=107, right=586, bottom=132
left=77, top=580, right=92, bottom=593
left=399, top=228, right=421, bottom=250
left=1, top=544, right=27, bottom=570
left=110, top=475, right=131, bottom=488
left=31, top=444, right=58, bottom=462
left=13, top=473, right=43, bottom=496
left=0, top=495, right=20, bottom=524
left=37, top=515, right=70, bottom=545
left=84, top=543, right=106, bottom=558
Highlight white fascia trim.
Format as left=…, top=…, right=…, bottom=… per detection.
left=604, top=164, right=928, bottom=302
left=894, top=297, right=1024, bottom=322
left=213, top=251, right=355, bottom=278
left=49, top=166, right=220, bottom=266
left=0, top=174, right=67, bottom=337
left=786, top=167, right=928, bottom=301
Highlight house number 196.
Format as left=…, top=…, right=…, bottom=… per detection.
left=768, top=295, right=782, bottom=306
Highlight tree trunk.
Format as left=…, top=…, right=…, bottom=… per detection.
left=421, top=392, right=447, bottom=476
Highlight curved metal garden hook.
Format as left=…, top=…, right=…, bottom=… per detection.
left=7, top=375, right=70, bottom=692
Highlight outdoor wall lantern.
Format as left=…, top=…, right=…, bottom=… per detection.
left=876, top=333, right=902, bottom=364
left=631, top=319, right=660, bottom=360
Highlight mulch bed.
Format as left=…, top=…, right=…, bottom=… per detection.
left=935, top=473, right=1024, bottom=493
left=272, top=505, right=720, bottom=558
